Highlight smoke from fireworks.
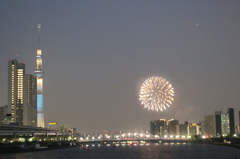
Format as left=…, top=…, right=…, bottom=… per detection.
left=139, top=76, right=174, bottom=111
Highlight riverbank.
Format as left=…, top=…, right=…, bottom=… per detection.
left=0, top=141, right=79, bottom=154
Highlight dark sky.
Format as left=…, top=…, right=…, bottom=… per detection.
left=1, top=1, right=240, bottom=133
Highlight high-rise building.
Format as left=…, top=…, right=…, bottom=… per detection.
left=205, top=108, right=235, bottom=137
left=23, top=74, right=37, bottom=126
left=179, top=122, right=189, bottom=137
left=238, top=111, right=240, bottom=134
left=150, top=119, right=182, bottom=137
left=227, top=108, right=235, bottom=136
left=215, top=111, right=222, bottom=136
left=34, top=24, right=45, bottom=127
left=168, top=119, right=179, bottom=136
left=239, top=111, right=240, bottom=127
left=204, top=114, right=216, bottom=137
left=189, top=123, right=200, bottom=136
left=221, top=113, right=230, bottom=136
left=7, top=60, right=37, bottom=126
left=0, top=105, right=8, bottom=124
left=150, top=119, right=166, bottom=136
left=8, top=59, right=25, bottom=124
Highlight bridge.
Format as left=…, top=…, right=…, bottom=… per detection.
left=0, top=124, right=74, bottom=143
left=79, top=138, right=196, bottom=145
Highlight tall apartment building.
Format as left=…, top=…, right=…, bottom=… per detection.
left=228, top=108, right=235, bottom=136
left=8, top=59, right=25, bottom=124
left=179, top=121, right=189, bottom=137
left=215, top=111, right=222, bottom=136
left=204, top=108, right=235, bottom=137
left=221, top=113, right=230, bottom=136
left=168, top=119, right=179, bottom=136
left=23, top=74, right=37, bottom=126
left=150, top=119, right=201, bottom=138
left=7, top=59, right=37, bottom=126
left=189, top=123, right=200, bottom=136
left=204, top=114, right=216, bottom=137
left=150, top=119, right=167, bottom=136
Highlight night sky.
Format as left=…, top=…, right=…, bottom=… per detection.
left=0, top=1, right=240, bottom=133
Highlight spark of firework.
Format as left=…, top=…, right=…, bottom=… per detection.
left=139, top=76, right=174, bottom=111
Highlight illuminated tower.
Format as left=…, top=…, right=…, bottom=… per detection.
left=34, top=24, right=45, bottom=127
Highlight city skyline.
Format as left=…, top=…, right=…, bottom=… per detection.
left=0, top=1, right=240, bottom=133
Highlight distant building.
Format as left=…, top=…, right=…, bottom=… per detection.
left=0, top=105, right=8, bottom=124
left=204, top=108, right=235, bottom=137
left=179, top=122, right=189, bottom=137
left=168, top=119, right=179, bottom=136
left=239, top=111, right=240, bottom=127
left=7, top=59, right=37, bottom=126
left=150, top=119, right=202, bottom=138
left=23, top=74, right=37, bottom=126
left=189, top=123, right=200, bottom=136
left=204, top=114, right=216, bottom=137
left=150, top=119, right=166, bottom=136
left=228, top=108, right=235, bottom=136
left=72, top=128, right=77, bottom=137
left=238, top=111, right=240, bottom=134
left=8, top=60, right=25, bottom=124
left=221, top=113, right=230, bottom=136
left=215, top=111, right=222, bottom=136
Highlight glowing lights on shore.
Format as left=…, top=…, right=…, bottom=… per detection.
left=78, top=132, right=204, bottom=143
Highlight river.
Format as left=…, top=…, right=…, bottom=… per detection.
left=1, top=143, right=240, bottom=159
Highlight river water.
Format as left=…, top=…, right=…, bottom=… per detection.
left=1, top=143, right=240, bottom=159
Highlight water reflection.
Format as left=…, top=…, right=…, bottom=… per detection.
left=1, top=143, right=240, bottom=159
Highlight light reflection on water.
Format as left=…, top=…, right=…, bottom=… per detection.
left=1, top=143, right=240, bottom=159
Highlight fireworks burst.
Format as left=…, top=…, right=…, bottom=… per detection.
left=139, top=76, right=174, bottom=111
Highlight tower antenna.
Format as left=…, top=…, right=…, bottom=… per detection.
left=37, top=24, right=41, bottom=49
